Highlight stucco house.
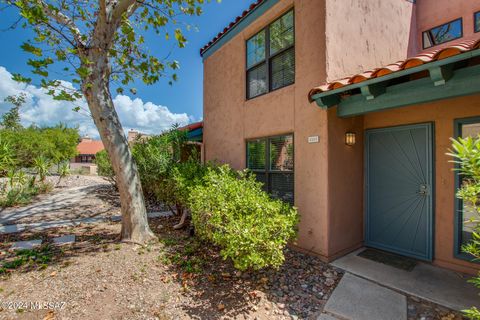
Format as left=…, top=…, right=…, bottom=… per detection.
left=70, top=136, right=105, bottom=175
left=201, top=0, right=480, bottom=275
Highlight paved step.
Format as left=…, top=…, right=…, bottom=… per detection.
left=52, top=235, right=76, bottom=246
left=332, top=249, right=479, bottom=311
left=11, top=240, right=43, bottom=250
left=324, top=273, right=407, bottom=320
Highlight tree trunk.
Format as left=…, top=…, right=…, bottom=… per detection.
left=83, top=54, right=156, bottom=244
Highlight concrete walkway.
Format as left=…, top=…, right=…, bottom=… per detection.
left=0, top=211, right=172, bottom=235
left=331, top=248, right=479, bottom=311
left=319, top=273, right=407, bottom=320
left=0, top=181, right=173, bottom=235
left=0, top=185, right=100, bottom=225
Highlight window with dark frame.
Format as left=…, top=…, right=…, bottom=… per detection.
left=475, top=11, right=480, bottom=33
left=455, top=118, right=480, bottom=259
left=246, top=10, right=295, bottom=99
left=247, top=134, right=294, bottom=204
left=422, top=18, right=463, bottom=49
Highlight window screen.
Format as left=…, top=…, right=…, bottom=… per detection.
left=246, top=10, right=295, bottom=99
left=247, top=63, right=268, bottom=98
left=247, top=134, right=294, bottom=205
left=422, top=18, right=462, bottom=49
left=269, top=135, right=294, bottom=171
left=247, top=31, right=266, bottom=68
left=270, top=48, right=295, bottom=91
left=247, top=139, right=266, bottom=170
left=270, top=10, right=294, bottom=55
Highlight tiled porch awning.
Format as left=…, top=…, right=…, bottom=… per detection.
left=308, top=39, right=480, bottom=117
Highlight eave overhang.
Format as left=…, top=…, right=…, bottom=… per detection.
left=309, top=42, right=480, bottom=117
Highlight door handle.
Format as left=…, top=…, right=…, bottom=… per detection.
left=419, top=184, right=428, bottom=196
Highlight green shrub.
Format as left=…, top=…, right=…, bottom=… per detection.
left=0, top=182, right=51, bottom=207
left=33, top=156, right=51, bottom=182
left=131, top=127, right=187, bottom=205
left=0, top=168, right=51, bottom=208
left=0, top=125, right=79, bottom=170
left=95, top=150, right=116, bottom=186
left=449, top=135, right=480, bottom=320
left=187, top=165, right=299, bottom=271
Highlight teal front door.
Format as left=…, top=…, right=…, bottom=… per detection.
left=365, top=123, right=433, bottom=261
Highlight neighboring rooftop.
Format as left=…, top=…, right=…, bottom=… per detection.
left=77, top=138, right=104, bottom=155
left=309, top=38, right=480, bottom=101
left=178, top=121, right=203, bottom=132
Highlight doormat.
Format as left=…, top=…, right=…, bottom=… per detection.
left=358, top=248, right=418, bottom=272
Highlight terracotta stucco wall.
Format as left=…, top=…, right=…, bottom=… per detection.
left=203, top=0, right=333, bottom=258
left=415, top=0, right=480, bottom=54
left=326, top=110, right=364, bottom=259
left=325, top=0, right=414, bottom=81
left=360, top=94, right=480, bottom=274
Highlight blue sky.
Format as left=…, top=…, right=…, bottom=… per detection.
left=0, top=0, right=254, bottom=137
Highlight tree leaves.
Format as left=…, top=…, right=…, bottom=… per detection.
left=6, top=0, right=212, bottom=101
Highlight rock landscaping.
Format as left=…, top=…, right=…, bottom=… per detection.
left=0, top=215, right=341, bottom=320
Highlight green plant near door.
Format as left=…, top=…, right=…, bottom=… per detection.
left=449, top=135, right=480, bottom=320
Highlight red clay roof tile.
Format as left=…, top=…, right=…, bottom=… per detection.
left=77, top=140, right=104, bottom=155
left=308, top=38, right=480, bottom=102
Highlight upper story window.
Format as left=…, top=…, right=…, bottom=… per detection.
left=475, top=11, right=480, bottom=33
left=422, top=18, right=463, bottom=49
left=246, top=10, right=295, bottom=99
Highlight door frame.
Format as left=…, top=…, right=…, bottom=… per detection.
left=364, top=122, right=435, bottom=261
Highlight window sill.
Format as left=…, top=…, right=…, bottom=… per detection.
left=246, top=82, right=295, bottom=102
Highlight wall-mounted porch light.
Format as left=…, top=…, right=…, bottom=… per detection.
left=345, top=132, right=356, bottom=146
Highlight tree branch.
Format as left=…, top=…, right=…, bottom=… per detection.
left=109, top=0, right=138, bottom=23
left=35, top=0, right=86, bottom=48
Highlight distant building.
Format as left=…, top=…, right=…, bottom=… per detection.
left=70, top=136, right=104, bottom=174
left=127, top=129, right=151, bottom=144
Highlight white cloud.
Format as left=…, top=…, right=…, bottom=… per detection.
left=0, top=66, right=191, bottom=138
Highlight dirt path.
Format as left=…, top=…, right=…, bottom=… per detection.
left=0, top=176, right=119, bottom=227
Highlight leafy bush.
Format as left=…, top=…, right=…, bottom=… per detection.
left=449, top=136, right=480, bottom=320
left=187, top=165, right=299, bottom=271
left=33, top=156, right=51, bottom=182
left=131, top=127, right=187, bottom=205
left=96, top=127, right=189, bottom=204
left=0, top=178, right=52, bottom=208
left=95, top=150, right=116, bottom=186
left=0, top=125, right=79, bottom=170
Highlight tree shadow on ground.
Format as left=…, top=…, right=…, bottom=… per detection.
left=0, top=224, right=120, bottom=276
left=0, top=184, right=121, bottom=225
left=0, top=216, right=340, bottom=320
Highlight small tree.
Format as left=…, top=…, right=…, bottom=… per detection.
left=449, top=136, right=480, bottom=320
left=2, top=0, right=209, bottom=243
left=2, top=94, right=25, bottom=130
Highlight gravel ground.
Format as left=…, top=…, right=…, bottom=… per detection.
left=46, top=174, right=109, bottom=189
left=0, top=216, right=341, bottom=320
